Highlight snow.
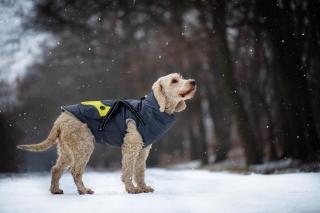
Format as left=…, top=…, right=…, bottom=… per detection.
left=0, top=169, right=319, bottom=213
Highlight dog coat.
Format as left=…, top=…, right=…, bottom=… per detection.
left=61, top=92, right=176, bottom=147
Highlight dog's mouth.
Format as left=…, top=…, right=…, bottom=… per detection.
left=179, top=86, right=196, bottom=99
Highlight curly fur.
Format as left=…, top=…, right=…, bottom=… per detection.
left=17, top=73, right=196, bottom=194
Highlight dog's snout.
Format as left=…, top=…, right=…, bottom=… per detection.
left=190, top=80, right=196, bottom=86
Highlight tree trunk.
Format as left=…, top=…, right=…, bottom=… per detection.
left=257, top=0, right=320, bottom=160
left=196, top=0, right=231, bottom=163
left=210, top=0, right=262, bottom=164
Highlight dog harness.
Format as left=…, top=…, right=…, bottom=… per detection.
left=61, top=92, right=176, bottom=147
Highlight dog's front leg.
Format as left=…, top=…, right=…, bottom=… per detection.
left=121, top=119, right=143, bottom=194
left=134, top=145, right=154, bottom=193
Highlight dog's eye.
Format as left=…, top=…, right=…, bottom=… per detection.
left=171, top=79, right=178, bottom=84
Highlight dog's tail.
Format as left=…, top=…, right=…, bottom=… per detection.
left=17, top=122, right=60, bottom=152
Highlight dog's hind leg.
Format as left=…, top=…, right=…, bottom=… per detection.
left=70, top=124, right=95, bottom=195
left=70, top=153, right=94, bottom=195
left=71, top=162, right=94, bottom=195
left=50, top=143, right=72, bottom=194
left=121, top=119, right=143, bottom=194
left=134, top=145, right=154, bottom=193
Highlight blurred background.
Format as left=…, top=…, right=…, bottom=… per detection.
left=1, top=0, right=320, bottom=173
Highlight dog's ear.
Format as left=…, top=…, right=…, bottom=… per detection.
left=152, top=78, right=166, bottom=112
left=175, top=100, right=186, bottom=112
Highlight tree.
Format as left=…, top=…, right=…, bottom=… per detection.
left=209, top=0, right=262, bottom=164
left=253, top=0, right=320, bottom=161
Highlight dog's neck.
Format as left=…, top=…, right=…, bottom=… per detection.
left=151, top=90, right=180, bottom=115
left=143, top=91, right=176, bottom=115
left=163, top=97, right=179, bottom=115
left=160, top=94, right=179, bottom=115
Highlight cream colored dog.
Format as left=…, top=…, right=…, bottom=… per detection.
left=17, top=73, right=196, bottom=194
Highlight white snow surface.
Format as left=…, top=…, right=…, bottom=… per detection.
left=0, top=169, right=319, bottom=213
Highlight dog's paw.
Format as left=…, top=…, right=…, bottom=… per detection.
left=50, top=188, right=64, bottom=195
left=139, top=186, right=154, bottom=193
left=78, top=188, right=95, bottom=195
left=126, top=186, right=144, bottom=194
left=86, top=188, right=95, bottom=194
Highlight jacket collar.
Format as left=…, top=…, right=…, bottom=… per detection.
left=144, top=91, right=176, bottom=118
left=145, top=91, right=160, bottom=109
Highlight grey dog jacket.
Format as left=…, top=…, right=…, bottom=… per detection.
left=61, top=92, right=176, bottom=147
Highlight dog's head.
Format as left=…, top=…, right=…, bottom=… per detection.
left=152, top=73, right=197, bottom=114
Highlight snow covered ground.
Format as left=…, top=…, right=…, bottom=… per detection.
left=0, top=169, right=319, bottom=213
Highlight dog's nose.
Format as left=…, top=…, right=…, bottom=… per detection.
left=190, top=80, right=196, bottom=86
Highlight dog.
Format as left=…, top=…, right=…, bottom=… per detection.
left=17, top=73, right=196, bottom=194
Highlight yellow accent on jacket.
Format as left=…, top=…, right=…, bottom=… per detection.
left=80, top=101, right=110, bottom=117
